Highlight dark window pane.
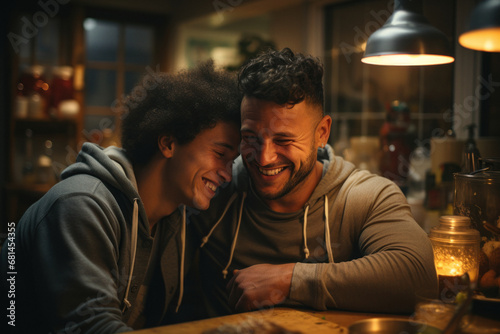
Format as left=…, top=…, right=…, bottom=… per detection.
left=18, top=41, right=31, bottom=61
left=85, top=18, right=119, bottom=62
left=125, top=25, right=153, bottom=64
left=85, top=69, right=116, bottom=106
left=125, top=71, right=143, bottom=95
left=10, top=15, right=32, bottom=60
left=36, top=19, right=59, bottom=66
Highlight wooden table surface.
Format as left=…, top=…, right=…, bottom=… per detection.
left=129, top=307, right=409, bottom=333
left=129, top=305, right=500, bottom=333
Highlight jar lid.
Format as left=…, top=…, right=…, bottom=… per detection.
left=481, top=157, right=500, bottom=171
left=24, top=65, right=45, bottom=77
left=429, top=215, right=480, bottom=244
left=53, top=66, right=73, bottom=79
left=454, top=171, right=500, bottom=183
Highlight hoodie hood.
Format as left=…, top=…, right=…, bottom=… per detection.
left=62, top=143, right=138, bottom=200
left=61, top=142, right=150, bottom=314
left=61, top=142, right=149, bottom=235
left=63, top=143, right=189, bottom=316
left=306, top=144, right=357, bottom=208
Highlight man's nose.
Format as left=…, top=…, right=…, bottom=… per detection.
left=255, top=141, right=277, bottom=166
left=218, top=163, right=233, bottom=183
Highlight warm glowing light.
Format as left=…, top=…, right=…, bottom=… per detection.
left=436, top=259, right=464, bottom=276
left=361, top=54, right=455, bottom=66
left=459, top=27, right=500, bottom=52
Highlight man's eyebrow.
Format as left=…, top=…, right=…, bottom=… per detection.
left=240, top=128, right=294, bottom=138
left=240, top=127, right=255, bottom=133
left=273, top=131, right=295, bottom=137
left=214, top=142, right=236, bottom=150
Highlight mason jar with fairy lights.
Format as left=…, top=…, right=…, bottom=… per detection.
left=429, top=215, right=480, bottom=302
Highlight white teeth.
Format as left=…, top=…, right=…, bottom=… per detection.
left=205, top=180, right=217, bottom=192
left=259, top=167, right=284, bottom=176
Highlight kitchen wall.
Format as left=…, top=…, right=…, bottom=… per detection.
left=2, top=0, right=499, bottom=230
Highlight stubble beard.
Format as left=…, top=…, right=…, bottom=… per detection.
left=247, top=144, right=318, bottom=201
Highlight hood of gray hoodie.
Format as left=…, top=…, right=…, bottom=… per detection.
left=61, top=142, right=150, bottom=238
left=62, top=143, right=189, bottom=323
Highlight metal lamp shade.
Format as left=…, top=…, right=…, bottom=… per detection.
left=362, top=5, right=454, bottom=65
left=459, top=0, right=500, bottom=52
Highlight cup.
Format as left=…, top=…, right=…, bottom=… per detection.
left=412, top=289, right=456, bottom=331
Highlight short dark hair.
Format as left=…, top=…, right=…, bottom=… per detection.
left=121, top=61, right=241, bottom=165
left=238, top=48, right=324, bottom=111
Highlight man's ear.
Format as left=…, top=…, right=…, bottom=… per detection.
left=158, top=135, right=175, bottom=158
left=316, top=115, right=332, bottom=148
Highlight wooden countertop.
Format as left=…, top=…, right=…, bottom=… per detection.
left=129, top=307, right=409, bottom=333
left=129, top=305, right=500, bottom=333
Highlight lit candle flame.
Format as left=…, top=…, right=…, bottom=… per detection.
left=436, top=259, right=464, bottom=276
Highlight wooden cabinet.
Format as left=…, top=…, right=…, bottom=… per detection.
left=3, top=3, right=167, bottom=227
left=4, top=4, right=83, bottom=224
left=6, top=110, right=82, bottom=223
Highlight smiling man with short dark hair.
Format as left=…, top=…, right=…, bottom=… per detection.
left=176, top=48, right=437, bottom=320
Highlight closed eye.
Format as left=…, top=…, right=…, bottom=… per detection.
left=275, top=139, right=293, bottom=146
left=242, top=135, right=258, bottom=143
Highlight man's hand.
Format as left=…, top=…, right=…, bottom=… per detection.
left=226, top=263, right=296, bottom=312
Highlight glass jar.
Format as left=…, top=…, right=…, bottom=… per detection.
left=454, top=166, right=500, bottom=297
left=17, top=65, right=50, bottom=118
left=454, top=170, right=500, bottom=242
left=429, top=215, right=480, bottom=302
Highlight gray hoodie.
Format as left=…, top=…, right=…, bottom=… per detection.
left=1, top=143, right=185, bottom=333
left=180, top=144, right=437, bottom=319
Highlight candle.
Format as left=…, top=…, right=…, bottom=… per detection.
left=429, top=216, right=480, bottom=303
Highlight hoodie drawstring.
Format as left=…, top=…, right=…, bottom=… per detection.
left=122, top=198, right=139, bottom=313
left=303, top=205, right=310, bottom=259
left=175, top=205, right=187, bottom=312
left=200, top=193, right=239, bottom=248
left=222, top=192, right=247, bottom=279
left=324, top=195, right=334, bottom=263
left=303, top=195, right=334, bottom=263
left=202, top=192, right=335, bottom=281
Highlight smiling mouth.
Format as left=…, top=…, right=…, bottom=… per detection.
left=258, top=167, right=286, bottom=176
left=203, top=178, right=218, bottom=192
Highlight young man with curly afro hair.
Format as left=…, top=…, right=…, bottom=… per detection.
left=0, top=61, right=242, bottom=333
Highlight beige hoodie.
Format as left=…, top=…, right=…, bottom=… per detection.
left=178, top=145, right=437, bottom=319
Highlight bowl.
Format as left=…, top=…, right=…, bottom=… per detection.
left=348, top=318, right=442, bottom=334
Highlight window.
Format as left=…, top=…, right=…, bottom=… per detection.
left=83, top=17, right=156, bottom=146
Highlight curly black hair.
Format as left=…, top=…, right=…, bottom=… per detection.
left=238, top=48, right=324, bottom=111
left=121, top=61, right=242, bottom=166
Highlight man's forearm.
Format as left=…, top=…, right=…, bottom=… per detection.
left=227, top=263, right=296, bottom=312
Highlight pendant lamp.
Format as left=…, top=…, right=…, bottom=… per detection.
left=362, top=0, right=454, bottom=66
left=459, top=0, right=500, bottom=52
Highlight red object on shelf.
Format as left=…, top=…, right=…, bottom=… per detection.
left=50, top=66, right=75, bottom=117
left=17, top=65, right=51, bottom=118
left=379, top=100, right=413, bottom=188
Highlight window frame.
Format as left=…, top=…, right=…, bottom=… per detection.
left=80, top=7, right=168, bottom=145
